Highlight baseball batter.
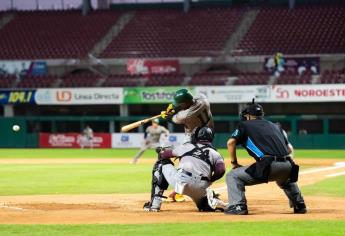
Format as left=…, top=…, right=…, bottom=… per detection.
left=162, top=88, right=213, bottom=143
left=160, top=89, right=214, bottom=202
left=131, top=119, right=169, bottom=164
left=143, top=127, right=227, bottom=212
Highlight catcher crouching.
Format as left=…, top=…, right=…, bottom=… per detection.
left=143, top=127, right=227, bottom=212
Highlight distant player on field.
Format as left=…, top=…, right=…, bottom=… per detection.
left=131, top=119, right=169, bottom=164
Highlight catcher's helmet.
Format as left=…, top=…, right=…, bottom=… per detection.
left=173, top=89, right=193, bottom=107
left=194, top=126, right=214, bottom=143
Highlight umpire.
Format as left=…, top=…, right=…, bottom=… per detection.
left=224, top=100, right=307, bottom=215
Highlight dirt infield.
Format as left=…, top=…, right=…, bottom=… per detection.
left=1, top=158, right=345, bottom=224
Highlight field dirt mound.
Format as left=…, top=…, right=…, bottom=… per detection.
left=0, top=158, right=345, bottom=224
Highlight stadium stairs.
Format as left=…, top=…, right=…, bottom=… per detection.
left=90, top=11, right=135, bottom=57
left=0, top=12, right=15, bottom=30
left=223, top=8, right=260, bottom=55
left=100, top=8, right=245, bottom=58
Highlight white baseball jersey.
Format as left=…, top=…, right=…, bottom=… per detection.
left=172, top=143, right=224, bottom=180
left=172, top=93, right=212, bottom=142
left=145, top=125, right=169, bottom=144
left=83, top=127, right=93, bottom=139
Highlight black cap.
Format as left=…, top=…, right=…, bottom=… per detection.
left=243, top=98, right=264, bottom=117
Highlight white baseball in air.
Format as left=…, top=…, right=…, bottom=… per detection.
left=12, top=125, right=20, bottom=132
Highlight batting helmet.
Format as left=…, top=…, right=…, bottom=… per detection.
left=194, top=126, right=214, bottom=143
left=152, top=118, right=160, bottom=124
left=173, top=89, right=193, bottom=107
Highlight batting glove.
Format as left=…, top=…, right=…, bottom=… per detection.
left=166, top=104, right=175, bottom=114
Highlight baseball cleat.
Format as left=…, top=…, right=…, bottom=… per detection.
left=224, top=204, right=248, bottom=215
left=206, top=188, right=228, bottom=210
left=143, top=202, right=160, bottom=212
left=293, top=203, right=307, bottom=214
left=163, top=192, right=186, bottom=202
left=174, top=193, right=186, bottom=202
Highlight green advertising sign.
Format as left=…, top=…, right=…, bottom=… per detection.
left=124, top=87, right=195, bottom=104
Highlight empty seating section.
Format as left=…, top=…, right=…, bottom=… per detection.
left=234, top=72, right=270, bottom=85
left=320, top=69, right=345, bottom=84
left=238, top=5, right=345, bottom=55
left=0, top=75, right=16, bottom=88
left=102, top=74, right=143, bottom=87
left=16, top=75, right=58, bottom=88
left=101, top=8, right=244, bottom=58
left=273, top=74, right=312, bottom=85
left=0, top=10, right=120, bottom=59
left=145, top=73, right=185, bottom=86
left=189, top=72, right=229, bottom=85
left=60, top=73, right=101, bottom=87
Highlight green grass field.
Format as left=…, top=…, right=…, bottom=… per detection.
left=1, top=149, right=343, bottom=196
left=0, top=148, right=344, bottom=159
left=0, top=221, right=345, bottom=236
left=0, top=163, right=153, bottom=195
left=0, top=149, right=344, bottom=235
left=302, top=175, right=345, bottom=197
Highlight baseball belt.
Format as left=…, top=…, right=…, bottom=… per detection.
left=179, top=169, right=210, bottom=181
left=264, top=155, right=291, bottom=162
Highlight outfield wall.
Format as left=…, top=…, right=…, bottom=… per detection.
left=1, top=115, right=345, bottom=149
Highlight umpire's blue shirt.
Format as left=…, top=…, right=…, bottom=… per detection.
left=231, top=118, right=289, bottom=161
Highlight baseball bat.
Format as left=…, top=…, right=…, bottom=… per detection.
left=120, top=114, right=161, bottom=132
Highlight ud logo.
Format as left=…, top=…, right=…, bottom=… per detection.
left=169, top=136, right=177, bottom=142
left=56, top=91, right=72, bottom=101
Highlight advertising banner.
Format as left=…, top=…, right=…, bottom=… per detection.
left=35, top=88, right=123, bottom=105
left=30, top=61, right=47, bottom=76
left=111, top=133, right=144, bottom=148
left=0, top=90, right=36, bottom=104
left=196, top=86, right=271, bottom=103
left=39, top=133, right=111, bottom=148
left=124, top=87, right=195, bottom=104
left=127, top=59, right=180, bottom=75
left=111, top=133, right=186, bottom=148
left=271, top=84, right=345, bottom=102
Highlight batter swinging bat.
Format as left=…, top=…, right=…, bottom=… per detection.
left=120, top=114, right=162, bottom=132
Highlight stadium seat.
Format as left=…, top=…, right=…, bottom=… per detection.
left=189, top=72, right=229, bottom=85
left=16, top=75, right=58, bottom=88
left=319, top=69, right=345, bottom=84
left=0, top=75, right=16, bottom=88
left=60, top=73, right=101, bottom=88
left=101, top=8, right=245, bottom=58
left=234, top=72, right=270, bottom=85
left=237, top=4, right=345, bottom=55
left=102, top=74, right=144, bottom=87
left=0, top=10, right=120, bottom=59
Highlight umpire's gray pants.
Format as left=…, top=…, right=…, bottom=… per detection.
left=162, top=164, right=210, bottom=206
left=226, top=161, right=305, bottom=208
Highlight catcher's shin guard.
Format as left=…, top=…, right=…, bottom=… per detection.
left=144, top=159, right=173, bottom=211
